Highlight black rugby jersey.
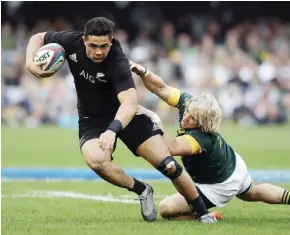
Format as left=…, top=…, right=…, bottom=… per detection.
left=44, top=31, right=135, bottom=124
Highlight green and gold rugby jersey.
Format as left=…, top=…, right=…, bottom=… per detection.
left=168, top=89, right=236, bottom=184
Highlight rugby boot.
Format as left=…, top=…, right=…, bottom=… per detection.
left=138, top=183, right=157, bottom=222
left=198, top=212, right=218, bottom=223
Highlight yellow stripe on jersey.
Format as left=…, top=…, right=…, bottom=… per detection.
left=183, top=135, right=202, bottom=154
left=167, top=88, right=181, bottom=107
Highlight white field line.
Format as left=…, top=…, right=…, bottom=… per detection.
left=1, top=191, right=169, bottom=204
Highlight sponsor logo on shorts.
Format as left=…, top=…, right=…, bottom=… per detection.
left=152, top=123, right=160, bottom=131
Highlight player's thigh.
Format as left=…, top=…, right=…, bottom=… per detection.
left=79, top=117, right=114, bottom=165
left=119, top=114, right=169, bottom=166
left=137, top=134, right=171, bottom=167
left=159, top=192, right=190, bottom=215
left=81, top=138, right=113, bottom=166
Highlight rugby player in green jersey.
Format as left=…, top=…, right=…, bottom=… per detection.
left=130, top=61, right=290, bottom=220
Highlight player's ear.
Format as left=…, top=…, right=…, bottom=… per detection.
left=82, top=36, right=87, bottom=46
left=82, top=36, right=87, bottom=43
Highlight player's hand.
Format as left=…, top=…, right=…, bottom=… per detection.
left=98, top=130, right=116, bottom=152
left=26, top=61, right=55, bottom=78
left=129, top=61, right=146, bottom=76
left=137, top=105, right=161, bottom=123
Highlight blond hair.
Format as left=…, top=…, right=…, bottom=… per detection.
left=187, top=94, right=222, bottom=133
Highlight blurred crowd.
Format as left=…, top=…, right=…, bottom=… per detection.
left=2, top=16, right=290, bottom=128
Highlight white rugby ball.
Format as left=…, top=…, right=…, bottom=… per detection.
left=34, top=43, right=66, bottom=73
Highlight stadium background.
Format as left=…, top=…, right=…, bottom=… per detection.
left=1, top=2, right=290, bottom=235
left=2, top=1, right=290, bottom=127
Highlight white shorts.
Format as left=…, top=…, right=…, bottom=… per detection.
left=196, top=152, right=252, bottom=207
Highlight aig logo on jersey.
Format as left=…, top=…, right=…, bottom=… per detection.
left=79, top=70, right=107, bottom=83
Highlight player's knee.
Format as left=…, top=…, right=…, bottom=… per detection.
left=82, top=140, right=112, bottom=171
left=82, top=150, right=110, bottom=173
left=159, top=199, right=174, bottom=219
left=156, top=156, right=183, bottom=180
left=84, top=154, right=108, bottom=171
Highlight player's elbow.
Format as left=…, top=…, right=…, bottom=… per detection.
left=127, top=97, right=138, bottom=114
left=121, top=89, right=138, bottom=111
left=30, top=32, right=46, bottom=43
left=122, top=94, right=137, bottom=116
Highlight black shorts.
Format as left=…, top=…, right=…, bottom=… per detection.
left=78, top=114, right=163, bottom=156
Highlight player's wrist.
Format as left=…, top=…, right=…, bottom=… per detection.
left=107, top=119, right=123, bottom=134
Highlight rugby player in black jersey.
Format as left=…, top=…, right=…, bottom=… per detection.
left=25, top=17, right=217, bottom=223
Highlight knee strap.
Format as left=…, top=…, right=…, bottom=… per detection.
left=157, top=156, right=183, bottom=180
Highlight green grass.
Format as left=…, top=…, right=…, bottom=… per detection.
left=1, top=125, right=290, bottom=235
left=2, top=124, right=290, bottom=169
left=2, top=181, right=290, bottom=235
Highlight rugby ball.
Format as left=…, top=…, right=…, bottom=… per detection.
left=34, top=43, right=66, bottom=73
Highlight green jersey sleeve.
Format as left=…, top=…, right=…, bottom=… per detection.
left=176, top=91, right=193, bottom=123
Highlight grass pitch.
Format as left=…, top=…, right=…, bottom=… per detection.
left=2, top=181, right=290, bottom=235
left=1, top=124, right=290, bottom=235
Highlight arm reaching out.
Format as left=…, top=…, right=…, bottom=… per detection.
left=130, top=61, right=181, bottom=107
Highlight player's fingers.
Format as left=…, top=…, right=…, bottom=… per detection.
left=110, top=140, right=114, bottom=150
left=105, top=139, right=112, bottom=152
left=37, top=68, right=55, bottom=75
left=98, top=136, right=105, bottom=150
left=108, top=137, right=114, bottom=150
left=35, top=60, right=47, bottom=66
left=38, top=72, right=55, bottom=78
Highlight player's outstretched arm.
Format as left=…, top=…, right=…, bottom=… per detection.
left=130, top=61, right=181, bottom=108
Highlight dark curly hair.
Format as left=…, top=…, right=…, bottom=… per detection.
left=84, top=17, right=115, bottom=39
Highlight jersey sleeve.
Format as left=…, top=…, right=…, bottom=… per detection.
left=176, top=91, right=193, bottom=123
left=182, top=135, right=202, bottom=154
left=167, top=88, right=181, bottom=106
left=112, top=57, right=136, bottom=94
left=44, top=31, right=81, bottom=54
left=186, top=129, right=212, bottom=153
